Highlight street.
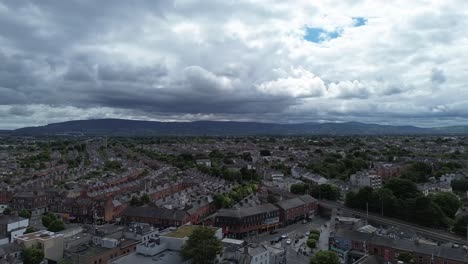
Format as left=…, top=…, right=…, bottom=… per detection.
left=245, top=217, right=330, bottom=264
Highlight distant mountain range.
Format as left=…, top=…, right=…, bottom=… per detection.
left=6, top=118, right=468, bottom=136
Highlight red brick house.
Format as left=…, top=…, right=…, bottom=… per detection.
left=215, top=203, right=280, bottom=238
left=121, top=207, right=190, bottom=228
left=275, top=195, right=317, bottom=225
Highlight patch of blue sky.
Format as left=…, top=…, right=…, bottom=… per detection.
left=353, top=17, right=367, bottom=27
left=304, top=27, right=341, bottom=43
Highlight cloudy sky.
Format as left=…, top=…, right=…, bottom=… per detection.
left=1, top=0, right=468, bottom=129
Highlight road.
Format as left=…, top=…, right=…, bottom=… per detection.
left=319, top=200, right=467, bottom=246
left=245, top=217, right=330, bottom=264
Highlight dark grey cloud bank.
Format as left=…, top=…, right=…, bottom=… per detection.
left=0, top=0, right=468, bottom=129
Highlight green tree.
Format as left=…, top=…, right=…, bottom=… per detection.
left=267, top=194, right=278, bottom=203
left=19, top=209, right=32, bottom=218
left=345, top=191, right=358, bottom=208
left=309, top=233, right=320, bottom=241
left=310, top=229, right=321, bottom=235
left=410, top=196, right=447, bottom=227
left=290, top=183, right=307, bottom=194
left=310, top=184, right=340, bottom=201
left=453, top=216, right=468, bottom=236
left=431, top=192, right=461, bottom=218
left=47, top=219, right=65, bottom=232
left=310, top=250, right=340, bottom=264
left=397, top=252, right=415, bottom=263
left=2, top=207, right=12, bottom=215
left=307, top=239, right=317, bottom=248
left=130, top=196, right=142, bottom=206
left=22, top=247, right=44, bottom=264
left=41, top=213, right=57, bottom=228
left=375, top=188, right=398, bottom=216
left=24, top=227, right=35, bottom=234
left=140, top=194, right=150, bottom=204
left=181, top=226, right=222, bottom=264
left=384, top=178, right=419, bottom=199
left=451, top=179, right=468, bottom=192
left=400, top=162, right=432, bottom=183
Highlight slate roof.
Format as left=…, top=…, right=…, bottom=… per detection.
left=13, top=191, right=45, bottom=198
left=217, top=204, right=278, bottom=218
left=122, top=207, right=188, bottom=221
left=275, top=197, right=305, bottom=210
left=298, top=194, right=317, bottom=204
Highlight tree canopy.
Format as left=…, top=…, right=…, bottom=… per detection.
left=453, top=216, right=468, bottom=237
left=48, top=219, right=65, bottom=232
left=310, top=251, right=340, bottom=264
left=430, top=192, right=461, bottom=218
left=22, top=247, right=44, bottom=264
left=345, top=177, right=458, bottom=229
left=2, top=207, right=12, bottom=215
left=181, top=227, right=222, bottom=264
left=290, top=183, right=340, bottom=201
left=451, top=178, right=468, bottom=193
left=19, top=209, right=32, bottom=218
left=397, top=252, right=415, bottom=263
left=42, top=213, right=65, bottom=232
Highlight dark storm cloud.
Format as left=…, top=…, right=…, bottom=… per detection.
left=97, top=64, right=168, bottom=83
left=1, top=0, right=468, bottom=129
left=431, top=68, right=447, bottom=84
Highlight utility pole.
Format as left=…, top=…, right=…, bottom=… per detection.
left=366, top=202, right=369, bottom=225
left=381, top=199, right=384, bottom=217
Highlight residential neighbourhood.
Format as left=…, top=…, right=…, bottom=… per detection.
left=1, top=136, right=468, bottom=263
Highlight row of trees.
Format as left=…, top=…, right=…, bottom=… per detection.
left=345, top=178, right=461, bottom=228
left=399, top=161, right=464, bottom=183
left=304, top=155, right=368, bottom=180
left=2, top=208, right=31, bottom=218
left=290, top=183, right=341, bottom=201
left=307, top=229, right=321, bottom=249
left=19, top=150, right=51, bottom=169
left=213, top=183, right=257, bottom=208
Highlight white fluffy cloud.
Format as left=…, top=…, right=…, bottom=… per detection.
left=257, top=67, right=326, bottom=98
left=1, top=0, right=468, bottom=128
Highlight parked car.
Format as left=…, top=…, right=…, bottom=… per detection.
left=302, top=220, right=307, bottom=224
left=305, top=231, right=310, bottom=236
left=281, top=233, right=288, bottom=239
left=270, top=229, right=278, bottom=234
left=286, top=239, right=292, bottom=245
